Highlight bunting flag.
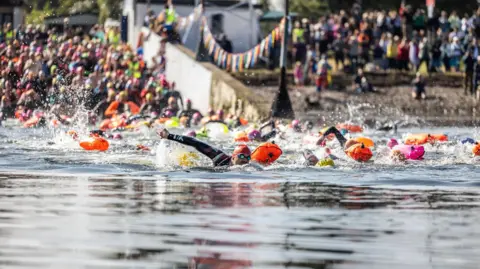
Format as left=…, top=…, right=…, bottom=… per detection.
left=201, top=17, right=284, bottom=71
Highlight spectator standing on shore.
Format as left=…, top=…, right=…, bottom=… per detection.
left=412, top=72, right=426, bottom=100
left=413, top=9, right=426, bottom=32
left=473, top=56, right=480, bottom=98
left=397, top=38, right=410, bottom=71
left=448, top=11, right=461, bottom=32
left=430, top=37, right=442, bottom=72
left=386, top=35, right=399, bottom=69
left=332, top=36, right=346, bottom=71
left=418, top=37, right=430, bottom=72
left=463, top=49, right=475, bottom=95
left=441, top=37, right=451, bottom=71
left=409, top=39, right=420, bottom=71
left=293, top=21, right=306, bottom=64
left=373, top=40, right=385, bottom=70
left=439, top=11, right=450, bottom=35
left=294, top=61, right=304, bottom=86
left=449, top=36, right=463, bottom=72
left=348, top=35, right=359, bottom=72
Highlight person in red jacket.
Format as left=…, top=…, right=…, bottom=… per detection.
left=397, top=38, right=410, bottom=71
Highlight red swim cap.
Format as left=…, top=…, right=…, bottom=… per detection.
left=232, top=144, right=251, bottom=157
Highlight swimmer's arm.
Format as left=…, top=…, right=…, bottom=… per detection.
left=259, top=120, right=273, bottom=132
left=316, top=126, right=347, bottom=147
left=261, top=130, right=277, bottom=141
left=166, top=133, right=227, bottom=161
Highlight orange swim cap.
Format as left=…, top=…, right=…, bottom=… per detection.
left=232, top=144, right=251, bottom=158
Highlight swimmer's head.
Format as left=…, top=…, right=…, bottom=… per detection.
left=247, top=129, right=261, bottom=141
left=344, top=139, right=360, bottom=150
left=193, top=112, right=202, bottom=121
left=387, top=138, right=399, bottom=149
left=89, top=129, right=105, bottom=137
left=390, top=150, right=406, bottom=162
left=231, top=144, right=251, bottom=165
left=168, top=96, right=176, bottom=106
left=145, top=92, right=153, bottom=102
left=163, top=110, right=174, bottom=118
left=217, top=109, right=224, bottom=119
left=291, top=120, right=301, bottom=132
left=304, top=121, right=314, bottom=130
left=184, top=130, right=196, bottom=137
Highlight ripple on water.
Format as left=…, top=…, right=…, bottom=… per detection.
left=0, top=175, right=478, bottom=268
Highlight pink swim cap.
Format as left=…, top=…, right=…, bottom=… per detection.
left=247, top=129, right=261, bottom=141
left=113, top=133, right=123, bottom=140
left=184, top=130, right=196, bottom=137
left=387, top=138, right=399, bottom=149
left=193, top=112, right=201, bottom=120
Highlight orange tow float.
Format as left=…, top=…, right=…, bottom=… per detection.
left=251, top=142, right=282, bottom=165
left=405, top=133, right=448, bottom=145
left=345, top=143, right=373, bottom=162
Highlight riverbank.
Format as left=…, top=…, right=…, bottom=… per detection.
left=251, top=84, right=480, bottom=127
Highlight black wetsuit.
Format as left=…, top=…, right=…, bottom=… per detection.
left=166, top=134, right=231, bottom=166
left=258, top=120, right=278, bottom=142
left=317, top=126, right=347, bottom=147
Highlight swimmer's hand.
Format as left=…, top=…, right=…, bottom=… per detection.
left=156, top=128, right=170, bottom=139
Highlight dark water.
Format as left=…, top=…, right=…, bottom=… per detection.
left=0, top=126, right=480, bottom=268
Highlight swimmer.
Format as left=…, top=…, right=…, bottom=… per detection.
left=315, top=126, right=357, bottom=149
left=315, top=126, right=373, bottom=162
left=247, top=129, right=277, bottom=142
left=157, top=128, right=251, bottom=166
left=303, top=148, right=336, bottom=166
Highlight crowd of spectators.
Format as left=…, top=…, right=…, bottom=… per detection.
left=291, top=6, right=480, bottom=97
left=0, top=21, right=208, bottom=126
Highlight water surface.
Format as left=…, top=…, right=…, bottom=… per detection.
left=0, top=125, right=479, bottom=268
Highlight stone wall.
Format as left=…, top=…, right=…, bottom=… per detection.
left=140, top=28, right=270, bottom=122
left=232, top=69, right=465, bottom=90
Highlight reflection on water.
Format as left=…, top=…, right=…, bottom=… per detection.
left=0, top=174, right=479, bottom=268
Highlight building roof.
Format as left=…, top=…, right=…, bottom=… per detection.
left=137, top=0, right=261, bottom=8
left=260, top=11, right=298, bottom=21
left=44, top=12, right=99, bottom=26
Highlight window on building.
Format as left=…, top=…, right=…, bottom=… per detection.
left=211, top=13, right=224, bottom=35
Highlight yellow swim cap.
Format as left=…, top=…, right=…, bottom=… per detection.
left=316, top=158, right=334, bottom=167
left=146, top=93, right=153, bottom=101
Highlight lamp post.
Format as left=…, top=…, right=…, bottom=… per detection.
left=271, top=0, right=294, bottom=119
left=196, top=0, right=210, bottom=61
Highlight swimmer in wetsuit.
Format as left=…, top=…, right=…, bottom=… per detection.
left=313, top=126, right=405, bottom=162
left=157, top=128, right=251, bottom=166
left=315, top=126, right=356, bottom=149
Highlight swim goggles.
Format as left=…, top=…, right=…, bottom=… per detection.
left=237, top=154, right=251, bottom=160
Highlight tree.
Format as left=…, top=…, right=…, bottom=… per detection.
left=97, top=0, right=122, bottom=23
left=290, top=0, right=329, bottom=19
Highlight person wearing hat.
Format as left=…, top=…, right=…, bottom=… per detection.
left=157, top=128, right=251, bottom=166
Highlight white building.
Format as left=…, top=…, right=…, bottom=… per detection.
left=123, top=0, right=263, bottom=53
left=0, top=0, right=26, bottom=28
